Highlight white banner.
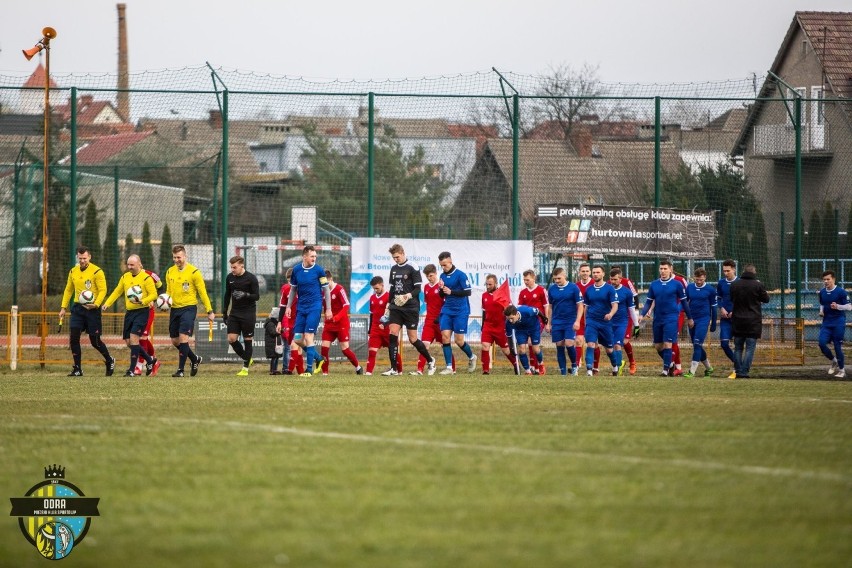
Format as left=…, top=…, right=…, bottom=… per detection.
left=349, top=238, right=534, bottom=316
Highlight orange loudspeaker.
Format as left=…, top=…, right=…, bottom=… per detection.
left=22, top=46, right=42, bottom=61
left=22, top=27, right=57, bottom=60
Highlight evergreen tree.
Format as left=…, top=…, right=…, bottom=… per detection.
left=158, top=224, right=173, bottom=275
left=79, top=198, right=102, bottom=260
left=805, top=208, right=822, bottom=259
left=846, top=202, right=852, bottom=259
left=124, top=233, right=135, bottom=259
left=47, top=212, right=70, bottom=295
left=819, top=202, right=838, bottom=260
left=140, top=222, right=155, bottom=270
left=102, top=220, right=120, bottom=288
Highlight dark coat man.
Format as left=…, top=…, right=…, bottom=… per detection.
left=730, top=268, right=770, bottom=338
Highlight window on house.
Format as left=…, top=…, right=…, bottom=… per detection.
left=785, top=87, right=806, bottom=125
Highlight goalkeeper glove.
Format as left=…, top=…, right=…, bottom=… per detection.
left=393, top=294, right=410, bottom=307
left=632, top=325, right=641, bottom=338
left=537, top=312, right=549, bottom=325
left=232, top=290, right=246, bottom=300
left=379, top=314, right=390, bottom=325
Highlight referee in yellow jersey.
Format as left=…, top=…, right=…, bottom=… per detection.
left=164, top=245, right=215, bottom=377
left=102, top=254, right=161, bottom=377
left=58, top=246, right=115, bottom=376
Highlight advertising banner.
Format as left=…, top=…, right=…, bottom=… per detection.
left=349, top=238, right=535, bottom=314
left=534, top=204, right=716, bottom=258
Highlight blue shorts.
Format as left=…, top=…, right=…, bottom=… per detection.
left=819, top=323, right=845, bottom=345
left=585, top=319, right=613, bottom=348
left=123, top=308, right=150, bottom=340
left=511, top=326, right=541, bottom=346
left=169, top=306, right=197, bottom=338
left=69, top=303, right=103, bottom=336
left=610, top=321, right=628, bottom=346
left=652, top=318, right=680, bottom=344
left=440, top=312, right=469, bottom=335
left=551, top=323, right=576, bottom=343
left=294, top=308, right=321, bottom=335
left=689, top=317, right=710, bottom=345
left=719, top=319, right=733, bottom=341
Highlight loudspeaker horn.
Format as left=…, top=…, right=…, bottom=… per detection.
left=22, top=46, right=43, bottom=61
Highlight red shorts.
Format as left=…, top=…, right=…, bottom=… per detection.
left=481, top=325, right=509, bottom=349
left=368, top=329, right=390, bottom=349
left=678, top=312, right=685, bottom=331
left=421, top=321, right=442, bottom=344
left=322, top=319, right=351, bottom=343
left=577, top=314, right=586, bottom=337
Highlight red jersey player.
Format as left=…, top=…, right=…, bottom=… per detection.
left=277, top=267, right=304, bottom=375
left=518, top=269, right=549, bottom=374
left=320, top=270, right=362, bottom=375
left=366, top=276, right=402, bottom=375
left=412, top=264, right=449, bottom=375
left=133, top=265, right=163, bottom=376
left=481, top=274, right=517, bottom=374
left=670, top=270, right=689, bottom=376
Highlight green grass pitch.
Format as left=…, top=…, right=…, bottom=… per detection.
left=1, top=367, right=851, bottom=567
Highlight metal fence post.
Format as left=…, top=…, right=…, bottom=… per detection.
left=512, top=93, right=519, bottom=240
left=69, top=86, right=78, bottom=265
left=219, top=89, right=229, bottom=313
left=367, top=92, right=375, bottom=237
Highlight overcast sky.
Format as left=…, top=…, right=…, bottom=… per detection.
left=1, top=0, right=849, bottom=83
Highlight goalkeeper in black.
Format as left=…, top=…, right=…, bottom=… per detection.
left=223, top=255, right=260, bottom=376
left=383, top=243, right=436, bottom=376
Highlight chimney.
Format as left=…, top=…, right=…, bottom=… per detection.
left=569, top=125, right=593, bottom=158
left=209, top=109, right=223, bottom=129
left=116, top=4, right=130, bottom=122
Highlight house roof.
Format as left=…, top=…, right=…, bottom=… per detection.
left=733, top=11, right=852, bottom=154
left=482, top=138, right=682, bottom=219
left=71, top=131, right=154, bottom=165
left=54, top=97, right=124, bottom=125
left=21, top=64, right=58, bottom=89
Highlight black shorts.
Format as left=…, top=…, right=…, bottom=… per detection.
left=70, top=303, right=102, bottom=336
left=123, top=308, right=150, bottom=340
left=169, top=306, right=197, bottom=338
left=226, top=312, right=256, bottom=339
left=388, top=307, right=419, bottom=330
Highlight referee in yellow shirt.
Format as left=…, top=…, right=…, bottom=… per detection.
left=101, top=254, right=161, bottom=377
left=58, top=246, right=115, bottom=376
left=164, top=244, right=215, bottom=377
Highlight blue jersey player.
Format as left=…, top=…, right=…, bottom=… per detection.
left=581, top=266, right=619, bottom=376
left=684, top=268, right=717, bottom=377
left=437, top=251, right=477, bottom=374
left=818, top=270, right=851, bottom=379
left=284, top=245, right=332, bottom=376
left=716, top=259, right=738, bottom=378
left=504, top=304, right=547, bottom=375
left=609, top=267, right=639, bottom=376
left=546, top=267, right=584, bottom=375
left=641, top=259, right=693, bottom=376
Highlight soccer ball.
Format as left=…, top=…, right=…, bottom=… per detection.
left=126, top=285, right=144, bottom=305
left=78, top=290, right=95, bottom=305
left=155, top=293, right=173, bottom=311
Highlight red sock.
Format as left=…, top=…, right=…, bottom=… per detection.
left=417, top=354, right=427, bottom=373
left=506, top=353, right=517, bottom=366
left=482, top=350, right=491, bottom=372
left=367, top=350, right=377, bottom=373
left=624, top=342, right=635, bottom=363
left=396, top=353, right=403, bottom=372
left=451, top=355, right=456, bottom=371
left=342, top=348, right=359, bottom=368
left=290, top=351, right=305, bottom=374
left=576, top=346, right=583, bottom=364
left=140, top=337, right=154, bottom=357
left=593, top=346, right=601, bottom=370
left=321, top=346, right=330, bottom=373
left=672, top=343, right=681, bottom=366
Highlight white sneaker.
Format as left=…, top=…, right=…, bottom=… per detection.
left=570, top=367, right=579, bottom=376
left=439, top=367, right=455, bottom=375
left=381, top=368, right=399, bottom=376
left=427, top=360, right=436, bottom=376
left=835, top=368, right=846, bottom=379
left=364, top=371, right=373, bottom=376
left=828, top=361, right=840, bottom=375
left=586, top=369, right=593, bottom=376
left=467, top=354, right=477, bottom=373
left=409, top=370, right=422, bottom=376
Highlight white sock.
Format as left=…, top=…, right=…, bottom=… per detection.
left=690, top=361, right=699, bottom=374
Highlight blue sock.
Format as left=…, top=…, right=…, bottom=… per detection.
left=613, top=350, right=622, bottom=368
left=304, top=346, right=317, bottom=372
left=459, top=342, right=473, bottom=359
left=819, top=341, right=834, bottom=361
left=662, top=348, right=672, bottom=370
left=519, top=353, right=530, bottom=371
left=442, top=343, right=453, bottom=367
left=567, top=345, right=577, bottom=367
left=721, top=340, right=735, bottom=363
left=129, top=345, right=140, bottom=372
left=835, top=340, right=845, bottom=369
left=586, top=347, right=595, bottom=369
left=535, top=350, right=543, bottom=365
left=556, top=346, right=567, bottom=374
